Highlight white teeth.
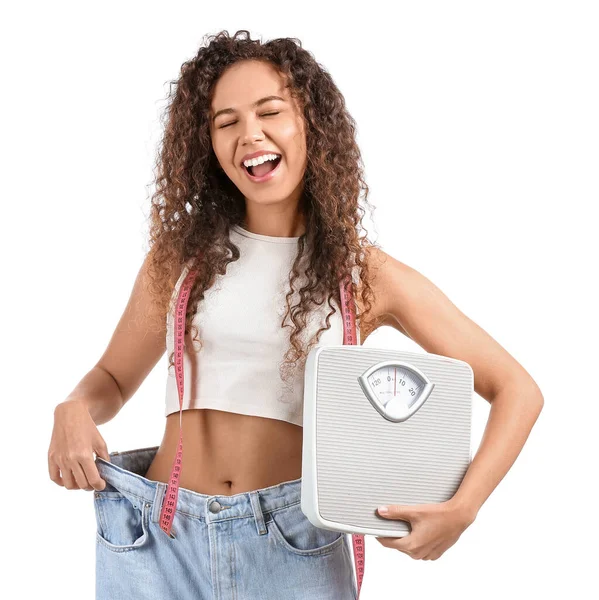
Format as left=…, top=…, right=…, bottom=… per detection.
left=243, top=153, right=280, bottom=168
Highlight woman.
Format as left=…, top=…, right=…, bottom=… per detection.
left=48, top=30, right=544, bottom=599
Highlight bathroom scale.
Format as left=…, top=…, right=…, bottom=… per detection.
left=301, top=345, right=474, bottom=538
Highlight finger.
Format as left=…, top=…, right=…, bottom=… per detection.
left=377, top=533, right=412, bottom=552
left=93, top=438, right=111, bottom=463
left=69, top=460, right=92, bottom=491
left=418, top=540, right=443, bottom=561
left=48, top=456, right=64, bottom=487
left=377, top=505, right=414, bottom=523
left=58, top=460, right=77, bottom=490
left=424, top=544, right=446, bottom=561
left=81, top=455, right=107, bottom=491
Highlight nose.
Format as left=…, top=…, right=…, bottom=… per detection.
left=240, top=116, right=265, bottom=145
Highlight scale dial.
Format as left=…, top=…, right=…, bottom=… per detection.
left=358, top=360, right=434, bottom=423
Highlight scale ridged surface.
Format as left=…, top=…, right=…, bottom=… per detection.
left=316, top=347, right=472, bottom=533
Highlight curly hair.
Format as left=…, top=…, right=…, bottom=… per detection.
left=143, top=29, right=381, bottom=387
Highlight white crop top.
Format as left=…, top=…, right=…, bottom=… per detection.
left=164, top=223, right=361, bottom=427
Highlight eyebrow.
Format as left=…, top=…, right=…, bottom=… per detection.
left=211, top=95, right=286, bottom=123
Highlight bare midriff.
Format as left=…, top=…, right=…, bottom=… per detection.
left=145, top=408, right=305, bottom=495
left=145, top=289, right=373, bottom=495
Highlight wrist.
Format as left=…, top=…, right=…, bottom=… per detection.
left=449, top=494, right=479, bottom=524
left=56, top=397, right=89, bottom=415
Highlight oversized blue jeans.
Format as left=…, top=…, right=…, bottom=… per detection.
left=93, top=446, right=358, bottom=599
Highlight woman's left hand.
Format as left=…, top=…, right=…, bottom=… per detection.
left=374, top=499, right=476, bottom=561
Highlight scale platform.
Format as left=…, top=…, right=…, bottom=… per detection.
left=301, top=345, right=474, bottom=537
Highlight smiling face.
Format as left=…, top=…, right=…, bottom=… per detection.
left=209, top=59, right=308, bottom=215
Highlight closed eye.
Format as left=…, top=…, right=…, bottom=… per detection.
left=219, top=112, right=280, bottom=129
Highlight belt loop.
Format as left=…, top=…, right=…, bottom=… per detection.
left=151, top=483, right=166, bottom=524
left=248, top=491, right=267, bottom=535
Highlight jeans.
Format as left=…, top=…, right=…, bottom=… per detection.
left=93, top=446, right=358, bottom=600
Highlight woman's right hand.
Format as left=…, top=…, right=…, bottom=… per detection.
left=48, top=400, right=112, bottom=491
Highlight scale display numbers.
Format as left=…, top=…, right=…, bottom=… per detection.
left=358, top=360, right=435, bottom=422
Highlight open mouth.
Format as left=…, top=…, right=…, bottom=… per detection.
left=242, top=155, right=282, bottom=183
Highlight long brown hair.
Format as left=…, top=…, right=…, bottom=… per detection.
left=144, top=29, right=380, bottom=385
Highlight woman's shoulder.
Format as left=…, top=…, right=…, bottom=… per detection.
left=354, top=244, right=392, bottom=339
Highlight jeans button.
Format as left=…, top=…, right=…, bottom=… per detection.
left=209, top=501, right=222, bottom=513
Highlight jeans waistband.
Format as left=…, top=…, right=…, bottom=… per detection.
left=94, top=446, right=303, bottom=533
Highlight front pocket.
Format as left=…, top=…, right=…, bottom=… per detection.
left=93, top=491, right=150, bottom=553
left=267, top=502, right=345, bottom=557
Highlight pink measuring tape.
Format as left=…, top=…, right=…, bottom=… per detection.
left=158, top=264, right=366, bottom=598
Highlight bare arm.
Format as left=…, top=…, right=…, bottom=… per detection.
left=58, top=252, right=167, bottom=424
left=49, top=253, right=170, bottom=490
left=376, top=248, right=544, bottom=518
left=59, top=365, right=127, bottom=426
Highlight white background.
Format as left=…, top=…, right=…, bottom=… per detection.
left=1, top=1, right=597, bottom=598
